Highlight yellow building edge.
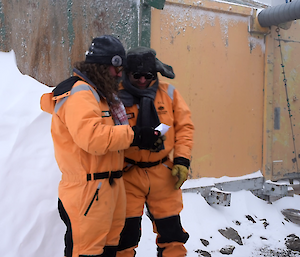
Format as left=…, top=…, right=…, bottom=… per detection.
left=166, top=0, right=253, bottom=16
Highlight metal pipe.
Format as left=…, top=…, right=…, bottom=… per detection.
left=258, top=0, right=300, bottom=27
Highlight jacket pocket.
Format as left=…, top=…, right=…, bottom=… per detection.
left=84, top=182, right=102, bottom=216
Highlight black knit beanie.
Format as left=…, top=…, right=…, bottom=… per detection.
left=85, top=35, right=126, bottom=66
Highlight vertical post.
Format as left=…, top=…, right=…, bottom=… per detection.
left=139, top=2, right=151, bottom=47
left=138, top=0, right=165, bottom=47
left=263, top=28, right=275, bottom=180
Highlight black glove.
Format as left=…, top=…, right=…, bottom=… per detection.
left=150, top=135, right=166, bottom=152
left=131, top=126, right=161, bottom=150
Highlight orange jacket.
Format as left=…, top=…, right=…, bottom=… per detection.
left=41, top=74, right=135, bottom=255
left=41, top=77, right=134, bottom=183
left=119, top=80, right=194, bottom=163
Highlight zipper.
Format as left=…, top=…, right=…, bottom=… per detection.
left=84, top=182, right=102, bottom=216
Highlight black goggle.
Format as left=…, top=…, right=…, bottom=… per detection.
left=132, top=72, right=154, bottom=80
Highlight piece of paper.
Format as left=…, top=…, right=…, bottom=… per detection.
left=155, top=123, right=170, bottom=135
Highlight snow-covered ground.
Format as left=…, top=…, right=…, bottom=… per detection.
left=1, top=50, right=300, bottom=257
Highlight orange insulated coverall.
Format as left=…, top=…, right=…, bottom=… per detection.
left=40, top=74, right=134, bottom=257
left=117, top=80, right=194, bottom=257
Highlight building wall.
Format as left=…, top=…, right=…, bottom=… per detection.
left=151, top=0, right=265, bottom=178
left=263, top=22, right=300, bottom=181
left=0, top=0, right=139, bottom=87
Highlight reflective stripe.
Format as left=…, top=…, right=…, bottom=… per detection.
left=71, top=84, right=100, bottom=102
left=54, top=97, right=67, bottom=113
left=54, top=84, right=100, bottom=113
left=167, top=84, right=175, bottom=101
left=162, top=163, right=171, bottom=170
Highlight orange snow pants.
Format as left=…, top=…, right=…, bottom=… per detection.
left=58, top=175, right=126, bottom=257
left=116, top=159, right=189, bottom=257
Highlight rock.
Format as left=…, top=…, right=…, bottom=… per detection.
left=233, top=220, right=241, bottom=226
left=285, top=234, right=300, bottom=252
left=200, top=238, right=209, bottom=247
left=263, top=221, right=269, bottom=229
left=195, top=249, right=211, bottom=257
left=259, top=246, right=296, bottom=256
left=220, top=245, right=235, bottom=255
left=245, top=215, right=256, bottom=223
left=282, top=209, right=300, bottom=225
left=218, top=227, right=243, bottom=245
left=259, top=218, right=269, bottom=229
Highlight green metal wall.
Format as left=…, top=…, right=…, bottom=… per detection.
left=0, top=0, right=140, bottom=87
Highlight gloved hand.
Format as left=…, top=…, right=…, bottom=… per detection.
left=171, top=164, right=189, bottom=190
left=131, top=126, right=161, bottom=150
left=150, top=135, right=166, bottom=152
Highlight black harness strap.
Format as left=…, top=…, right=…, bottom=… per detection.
left=87, top=170, right=123, bottom=185
left=124, top=156, right=168, bottom=168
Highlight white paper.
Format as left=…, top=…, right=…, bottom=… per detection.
left=155, top=123, right=170, bottom=135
